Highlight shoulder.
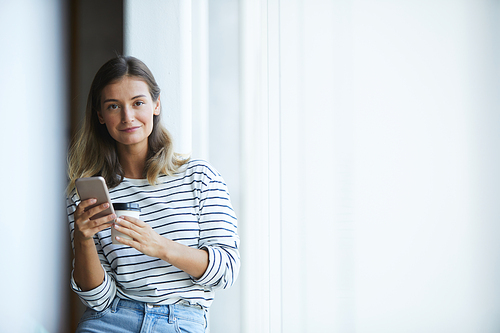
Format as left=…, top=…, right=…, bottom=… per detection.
left=180, top=159, right=221, bottom=180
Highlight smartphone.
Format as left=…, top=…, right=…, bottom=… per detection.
left=75, top=176, right=115, bottom=220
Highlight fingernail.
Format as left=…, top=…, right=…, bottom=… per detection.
left=90, top=199, right=97, bottom=204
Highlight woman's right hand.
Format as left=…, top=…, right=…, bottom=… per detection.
left=74, top=199, right=116, bottom=242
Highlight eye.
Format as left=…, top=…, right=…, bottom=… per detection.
left=107, top=103, right=119, bottom=110
left=134, top=101, right=145, bottom=107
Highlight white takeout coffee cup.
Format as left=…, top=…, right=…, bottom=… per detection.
left=112, top=202, right=141, bottom=245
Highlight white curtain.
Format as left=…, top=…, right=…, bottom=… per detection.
left=240, top=0, right=500, bottom=332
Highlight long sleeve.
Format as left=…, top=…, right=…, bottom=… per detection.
left=191, top=165, right=240, bottom=290
left=67, top=194, right=117, bottom=311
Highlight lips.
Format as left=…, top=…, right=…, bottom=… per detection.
left=120, top=126, right=140, bottom=133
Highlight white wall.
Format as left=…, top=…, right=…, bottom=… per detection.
left=0, top=0, right=67, bottom=332
left=240, top=0, right=500, bottom=332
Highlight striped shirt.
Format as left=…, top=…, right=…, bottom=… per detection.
left=67, top=160, right=240, bottom=311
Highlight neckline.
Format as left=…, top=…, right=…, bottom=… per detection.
left=122, top=177, right=149, bottom=185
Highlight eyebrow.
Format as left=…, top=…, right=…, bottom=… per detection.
left=103, top=95, right=147, bottom=104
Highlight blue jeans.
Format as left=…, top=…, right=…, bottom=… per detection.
left=76, top=298, right=207, bottom=333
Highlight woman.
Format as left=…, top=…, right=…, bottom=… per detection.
left=67, top=56, right=240, bottom=333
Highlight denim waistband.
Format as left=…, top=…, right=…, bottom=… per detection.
left=111, top=297, right=206, bottom=320
left=78, top=297, right=208, bottom=330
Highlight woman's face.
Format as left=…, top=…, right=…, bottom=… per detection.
left=98, top=76, right=160, bottom=151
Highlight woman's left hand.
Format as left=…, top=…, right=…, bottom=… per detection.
left=113, top=216, right=167, bottom=258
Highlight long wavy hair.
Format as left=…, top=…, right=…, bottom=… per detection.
left=67, top=56, right=189, bottom=194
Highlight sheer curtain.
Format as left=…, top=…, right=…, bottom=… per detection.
left=239, top=0, right=500, bottom=332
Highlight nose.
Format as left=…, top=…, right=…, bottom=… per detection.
left=121, top=105, right=134, bottom=123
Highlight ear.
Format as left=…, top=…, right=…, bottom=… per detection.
left=97, top=111, right=105, bottom=124
left=154, top=95, right=161, bottom=116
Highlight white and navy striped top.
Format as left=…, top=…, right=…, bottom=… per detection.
left=66, top=160, right=240, bottom=311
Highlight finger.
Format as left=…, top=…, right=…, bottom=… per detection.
left=115, top=235, right=136, bottom=247
left=74, top=199, right=97, bottom=219
left=76, top=202, right=109, bottom=222
left=86, top=202, right=112, bottom=221
left=77, top=198, right=98, bottom=211
left=74, top=221, right=110, bottom=241
left=118, top=215, right=144, bottom=226
left=115, top=235, right=147, bottom=255
left=115, top=217, right=145, bottom=232
left=94, top=220, right=113, bottom=233
left=89, top=212, right=116, bottom=229
left=113, top=222, right=141, bottom=240
left=75, top=214, right=114, bottom=240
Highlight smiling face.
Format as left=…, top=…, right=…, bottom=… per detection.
left=97, top=76, right=160, bottom=152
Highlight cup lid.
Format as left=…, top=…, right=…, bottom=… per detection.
left=113, top=202, right=141, bottom=211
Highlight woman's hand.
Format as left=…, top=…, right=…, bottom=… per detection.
left=114, top=216, right=209, bottom=279
left=74, top=198, right=116, bottom=242
left=113, top=216, right=167, bottom=258
left=73, top=199, right=116, bottom=291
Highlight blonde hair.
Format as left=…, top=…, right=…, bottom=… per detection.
left=67, top=56, right=189, bottom=194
